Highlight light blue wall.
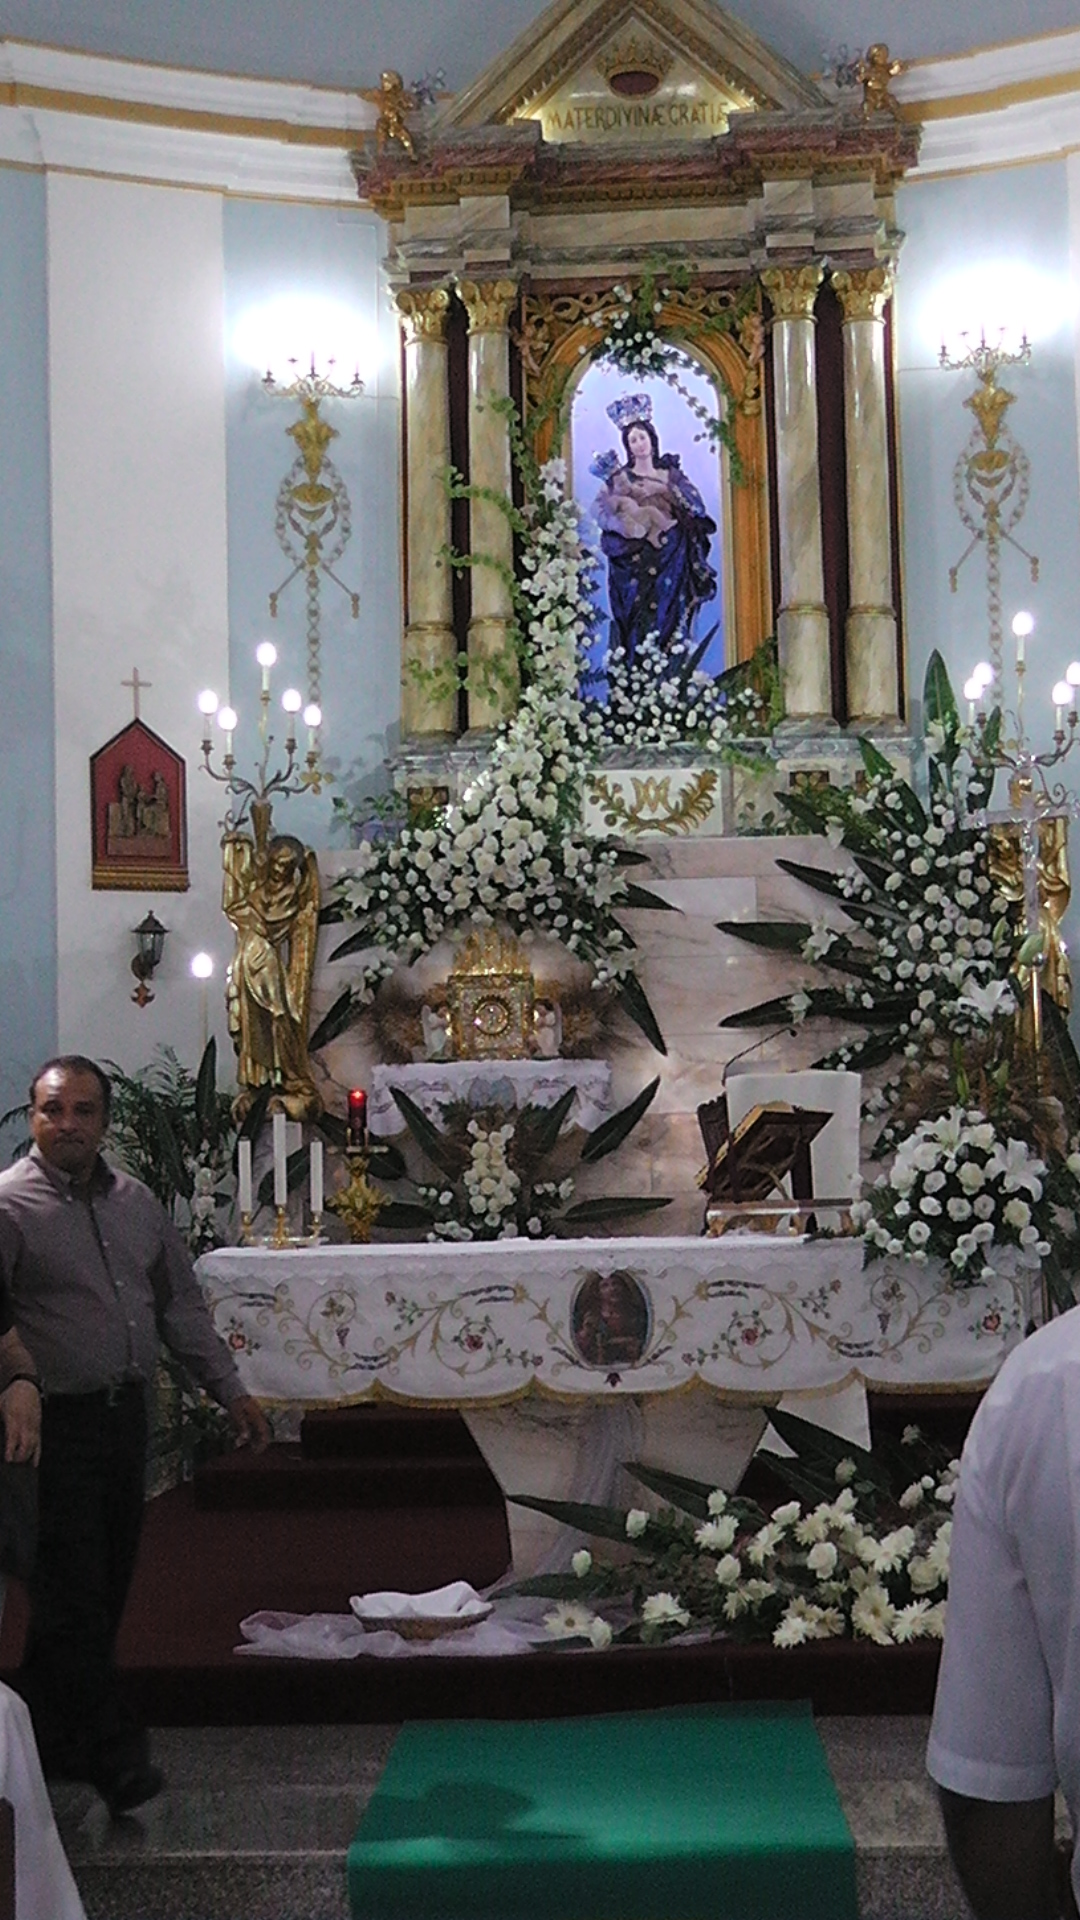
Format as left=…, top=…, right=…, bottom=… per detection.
left=895, top=158, right=1080, bottom=1030
left=0, top=165, right=56, bottom=1129
left=896, top=160, right=1080, bottom=735
left=222, top=198, right=401, bottom=852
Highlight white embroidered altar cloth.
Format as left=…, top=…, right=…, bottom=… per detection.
left=196, top=1236, right=1027, bottom=1404
left=368, top=1059, right=612, bottom=1137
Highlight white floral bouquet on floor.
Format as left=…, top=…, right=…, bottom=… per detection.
left=509, top=1409, right=954, bottom=1651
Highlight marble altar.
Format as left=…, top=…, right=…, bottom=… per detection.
left=198, top=1237, right=1025, bottom=1571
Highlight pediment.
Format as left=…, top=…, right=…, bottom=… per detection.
left=437, top=0, right=827, bottom=143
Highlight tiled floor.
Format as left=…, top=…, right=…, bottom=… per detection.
left=48, top=1716, right=981, bottom=1920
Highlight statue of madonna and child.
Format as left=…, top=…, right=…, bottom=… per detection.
left=590, top=392, right=718, bottom=668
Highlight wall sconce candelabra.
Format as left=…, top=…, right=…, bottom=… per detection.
left=942, top=328, right=1038, bottom=681
left=198, top=642, right=325, bottom=826
left=131, top=910, right=167, bottom=1006
left=263, top=355, right=364, bottom=708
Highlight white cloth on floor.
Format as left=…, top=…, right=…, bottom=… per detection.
left=234, top=1590, right=661, bottom=1662
left=0, top=1682, right=86, bottom=1920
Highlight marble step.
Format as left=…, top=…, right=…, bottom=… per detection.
left=300, top=1406, right=489, bottom=1461
left=194, top=1442, right=507, bottom=1511
left=51, top=1718, right=991, bottom=1920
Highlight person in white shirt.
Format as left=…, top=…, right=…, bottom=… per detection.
left=927, top=1312, right=1080, bottom=1918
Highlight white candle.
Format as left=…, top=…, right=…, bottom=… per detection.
left=237, top=1138, right=253, bottom=1217
left=272, top=1111, right=288, bottom=1208
left=310, top=1139, right=323, bottom=1219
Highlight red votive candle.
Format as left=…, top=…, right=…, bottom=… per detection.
left=347, top=1088, right=367, bottom=1149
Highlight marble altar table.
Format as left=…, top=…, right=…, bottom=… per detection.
left=198, top=1237, right=1024, bottom=1572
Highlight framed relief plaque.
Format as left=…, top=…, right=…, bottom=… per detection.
left=90, top=719, right=189, bottom=891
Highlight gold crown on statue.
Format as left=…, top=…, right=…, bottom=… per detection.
left=595, top=33, right=674, bottom=92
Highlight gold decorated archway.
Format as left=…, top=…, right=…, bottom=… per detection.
left=518, top=279, right=772, bottom=663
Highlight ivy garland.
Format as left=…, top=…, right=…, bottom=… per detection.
left=583, top=262, right=757, bottom=484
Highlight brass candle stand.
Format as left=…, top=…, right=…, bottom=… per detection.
left=238, top=1206, right=326, bottom=1249
left=327, top=1148, right=387, bottom=1245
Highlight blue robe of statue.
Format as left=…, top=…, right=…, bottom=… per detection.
left=595, top=454, right=717, bottom=666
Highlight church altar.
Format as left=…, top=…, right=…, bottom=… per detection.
left=197, top=1235, right=1026, bottom=1405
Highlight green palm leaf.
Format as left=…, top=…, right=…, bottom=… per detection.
left=581, top=1076, right=660, bottom=1163
left=559, top=1195, right=671, bottom=1225
left=617, top=973, right=667, bottom=1054
left=388, top=1085, right=469, bottom=1180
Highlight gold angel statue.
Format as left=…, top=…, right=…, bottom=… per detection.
left=223, top=801, right=322, bottom=1121
left=856, top=44, right=904, bottom=122
left=361, top=70, right=418, bottom=159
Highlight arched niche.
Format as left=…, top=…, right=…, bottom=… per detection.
left=519, top=280, right=772, bottom=665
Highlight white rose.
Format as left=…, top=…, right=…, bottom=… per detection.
left=715, top=1554, right=741, bottom=1586
left=571, top=1550, right=592, bottom=1578
left=625, top=1509, right=649, bottom=1539
left=807, top=1541, right=838, bottom=1579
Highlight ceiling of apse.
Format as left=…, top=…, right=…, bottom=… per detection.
left=0, top=0, right=1073, bottom=92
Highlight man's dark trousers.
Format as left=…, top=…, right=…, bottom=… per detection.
left=20, top=1384, right=149, bottom=1785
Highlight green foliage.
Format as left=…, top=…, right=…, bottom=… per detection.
left=106, top=1042, right=237, bottom=1252
left=372, top=1078, right=670, bottom=1242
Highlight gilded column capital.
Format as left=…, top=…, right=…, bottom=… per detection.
left=832, top=265, right=894, bottom=324
left=458, top=278, right=518, bottom=335
left=760, top=264, right=824, bottom=323
left=396, top=286, right=451, bottom=345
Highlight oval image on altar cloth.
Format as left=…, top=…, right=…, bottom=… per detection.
left=570, top=358, right=726, bottom=687
left=570, top=1268, right=652, bottom=1370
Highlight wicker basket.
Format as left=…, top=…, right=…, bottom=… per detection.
left=357, top=1609, right=489, bottom=1641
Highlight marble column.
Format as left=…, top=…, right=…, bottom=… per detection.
left=458, top=278, right=519, bottom=731
left=396, top=286, right=456, bottom=737
left=831, top=266, right=900, bottom=730
left=760, top=265, right=834, bottom=732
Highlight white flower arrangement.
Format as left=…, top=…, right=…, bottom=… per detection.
left=330, top=454, right=649, bottom=999
left=512, top=1410, right=955, bottom=1650
left=720, top=655, right=1018, bottom=1078
left=858, top=1105, right=1062, bottom=1283
left=581, top=632, right=774, bottom=756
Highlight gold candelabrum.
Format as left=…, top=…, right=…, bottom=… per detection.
left=966, top=621, right=1080, bottom=1058
left=199, top=646, right=325, bottom=1127
left=262, top=357, right=364, bottom=710
left=942, top=329, right=1038, bottom=683
left=198, top=642, right=326, bottom=827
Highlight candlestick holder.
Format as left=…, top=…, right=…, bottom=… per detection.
left=966, top=646, right=1080, bottom=1066
left=327, top=1148, right=387, bottom=1245
left=199, top=641, right=326, bottom=832
left=237, top=1208, right=328, bottom=1249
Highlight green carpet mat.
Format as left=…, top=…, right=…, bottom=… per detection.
left=347, top=1701, right=857, bottom=1919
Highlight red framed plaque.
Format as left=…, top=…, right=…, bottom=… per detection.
left=90, top=719, right=189, bottom=891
